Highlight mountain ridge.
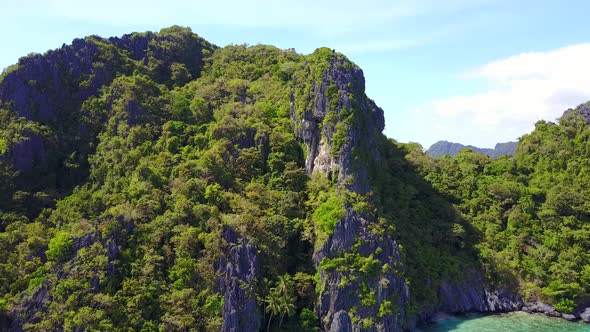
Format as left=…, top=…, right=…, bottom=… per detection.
left=0, top=26, right=418, bottom=331
left=0, top=27, right=589, bottom=331
left=426, top=140, right=518, bottom=158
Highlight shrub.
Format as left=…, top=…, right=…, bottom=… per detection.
left=313, top=195, right=345, bottom=236
left=46, top=231, right=74, bottom=262
left=554, top=298, right=575, bottom=313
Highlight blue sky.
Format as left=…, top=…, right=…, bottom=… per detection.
left=2, top=0, right=590, bottom=148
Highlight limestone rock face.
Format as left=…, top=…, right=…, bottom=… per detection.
left=329, top=310, right=353, bottom=332
left=217, top=227, right=260, bottom=332
left=10, top=131, right=48, bottom=172
left=437, top=272, right=523, bottom=315
left=292, top=51, right=409, bottom=331
left=562, top=314, right=577, bottom=321
left=561, top=102, right=590, bottom=124
left=484, top=287, right=523, bottom=312
left=438, top=274, right=488, bottom=313
left=426, top=140, right=517, bottom=158
left=579, top=307, right=590, bottom=323
left=293, top=51, right=384, bottom=194
left=0, top=31, right=210, bottom=124
left=0, top=30, right=214, bottom=202
left=313, top=209, right=410, bottom=331
left=8, top=218, right=131, bottom=331
left=522, top=301, right=560, bottom=317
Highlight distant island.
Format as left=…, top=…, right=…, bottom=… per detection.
left=427, top=140, right=518, bottom=158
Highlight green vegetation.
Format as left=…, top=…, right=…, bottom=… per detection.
left=46, top=231, right=74, bottom=262
left=403, top=107, right=590, bottom=310
left=312, top=194, right=346, bottom=236
left=0, top=26, right=589, bottom=331
left=265, top=274, right=297, bottom=330
left=0, top=27, right=318, bottom=330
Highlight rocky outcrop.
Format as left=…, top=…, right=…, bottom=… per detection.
left=9, top=217, right=131, bottom=331
left=293, top=50, right=384, bottom=194
left=561, top=102, right=590, bottom=124
left=438, top=274, right=488, bottom=313
left=293, top=51, right=409, bottom=331
left=522, top=301, right=560, bottom=317
left=426, top=140, right=517, bottom=159
left=2, top=38, right=119, bottom=124
left=217, top=226, right=260, bottom=332
left=0, top=28, right=216, bottom=203
left=435, top=271, right=523, bottom=316
left=431, top=273, right=590, bottom=324
left=485, top=287, right=523, bottom=312
left=0, top=29, right=213, bottom=124
left=314, top=209, right=410, bottom=331
left=10, top=131, right=49, bottom=172
left=579, top=308, right=590, bottom=323
left=562, top=313, right=577, bottom=321
left=425, top=270, right=590, bottom=324
left=7, top=285, right=49, bottom=331
left=330, top=310, right=353, bottom=332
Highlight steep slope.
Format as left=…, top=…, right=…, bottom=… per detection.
left=0, top=28, right=420, bottom=331
left=561, top=102, right=590, bottom=123
left=3, top=26, right=586, bottom=332
left=0, top=26, right=215, bottom=224
left=290, top=49, right=410, bottom=330
left=410, top=102, right=590, bottom=319
left=427, top=140, right=517, bottom=158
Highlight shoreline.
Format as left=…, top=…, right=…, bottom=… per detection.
left=419, top=309, right=590, bottom=327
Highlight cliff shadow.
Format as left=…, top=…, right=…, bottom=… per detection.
left=371, top=136, right=519, bottom=318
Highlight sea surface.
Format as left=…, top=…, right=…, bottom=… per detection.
left=419, top=312, right=590, bottom=332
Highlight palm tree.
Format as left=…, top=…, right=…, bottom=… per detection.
left=267, top=274, right=296, bottom=331
left=261, top=278, right=271, bottom=327
left=265, top=291, right=281, bottom=332
left=278, top=295, right=296, bottom=329
left=275, top=274, right=292, bottom=296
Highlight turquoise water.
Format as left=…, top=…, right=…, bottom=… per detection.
left=419, top=312, right=590, bottom=332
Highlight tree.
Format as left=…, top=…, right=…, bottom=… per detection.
left=265, top=291, right=281, bottom=332
left=278, top=294, right=296, bottom=329
left=275, top=274, right=293, bottom=297
left=265, top=274, right=297, bottom=331
left=46, top=231, right=73, bottom=262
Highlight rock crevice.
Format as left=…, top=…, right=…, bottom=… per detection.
left=293, top=52, right=409, bottom=331
left=217, top=226, right=260, bottom=332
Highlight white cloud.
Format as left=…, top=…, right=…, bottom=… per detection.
left=419, top=43, right=590, bottom=147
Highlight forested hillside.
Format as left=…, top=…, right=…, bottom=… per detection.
left=409, top=103, right=590, bottom=315
left=0, top=27, right=588, bottom=331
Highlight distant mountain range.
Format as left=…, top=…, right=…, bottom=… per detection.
left=426, top=140, right=518, bottom=158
